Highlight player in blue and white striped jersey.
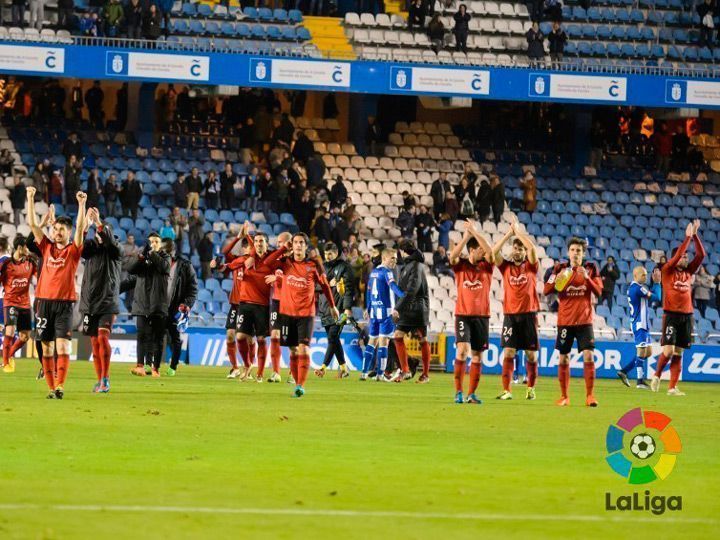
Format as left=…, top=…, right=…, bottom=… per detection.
left=362, top=248, right=405, bottom=381
left=617, top=266, right=662, bottom=389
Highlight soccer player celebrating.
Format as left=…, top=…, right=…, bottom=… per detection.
left=79, top=208, right=121, bottom=393
left=0, top=236, right=9, bottom=340
left=226, top=223, right=289, bottom=382
left=362, top=247, right=404, bottom=381
left=266, top=231, right=292, bottom=383
left=26, top=186, right=88, bottom=399
left=543, top=237, right=603, bottom=407
left=161, top=238, right=198, bottom=377
left=124, top=232, right=170, bottom=377
left=651, top=220, right=705, bottom=395
left=449, top=222, right=493, bottom=403
left=492, top=221, right=540, bottom=401
left=0, top=235, right=37, bottom=373
left=393, top=239, right=431, bottom=383
left=618, top=266, right=661, bottom=389
left=276, top=232, right=338, bottom=397
left=316, top=242, right=356, bottom=379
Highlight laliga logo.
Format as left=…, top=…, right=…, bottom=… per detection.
left=111, top=54, right=124, bottom=74
left=190, top=59, right=202, bottom=77
left=608, top=80, right=620, bottom=97
left=509, top=274, right=528, bottom=286
left=534, top=76, right=545, bottom=94
left=462, top=280, right=483, bottom=290
left=45, top=51, right=57, bottom=69
left=332, top=65, right=344, bottom=83
left=395, top=69, right=407, bottom=88
left=671, top=82, right=682, bottom=101
left=255, top=61, right=267, bottom=80
left=471, top=73, right=483, bottom=91
left=287, top=275, right=308, bottom=288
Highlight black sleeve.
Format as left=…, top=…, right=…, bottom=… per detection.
left=340, top=262, right=355, bottom=311
left=99, top=225, right=122, bottom=259
left=395, top=262, right=421, bottom=311
left=125, top=254, right=145, bottom=275
left=147, top=250, right=171, bottom=274
left=120, top=275, right=137, bottom=294
left=81, top=239, right=98, bottom=259
left=182, top=262, right=198, bottom=309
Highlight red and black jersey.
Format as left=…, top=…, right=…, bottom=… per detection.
left=227, top=245, right=287, bottom=306
left=662, top=234, right=706, bottom=314
left=35, top=236, right=82, bottom=302
left=278, top=257, right=335, bottom=318
left=452, top=258, right=493, bottom=317
left=543, top=262, right=603, bottom=326
left=0, top=256, right=36, bottom=309
left=498, top=259, right=539, bottom=315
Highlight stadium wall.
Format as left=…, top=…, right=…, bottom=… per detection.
left=2, top=42, right=720, bottom=109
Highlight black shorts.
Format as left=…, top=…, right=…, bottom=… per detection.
left=35, top=300, right=74, bottom=342
left=270, top=299, right=281, bottom=331
left=455, top=315, right=489, bottom=351
left=237, top=302, right=270, bottom=337
left=3, top=306, right=32, bottom=332
left=82, top=313, right=115, bottom=337
left=396, top=324, right=427, bottom=339
left=501, top=313, right=539, bottom=351
left=225, top=303, right=240, bottom=330
left=661, top=312, right=694, bottom=349
left=279, top=315, right=314, bottom=347
left=555, top=324, right=595, bottom=355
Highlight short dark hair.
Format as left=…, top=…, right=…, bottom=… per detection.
left=253, top=232, right=268, bottom=242
left=467, top=237, right=480, bottom=251
left=55, top=216, right=73, bottom=228
left=293, top=232, right=309, bottom=244
left=567, top=236, right=587, bottom=250
left=13, top=235, right=27, bottom=251
left=512, top=238, right=524, bottom=248
left=398, top=239, right=415, bottom=253
left=162, top=238, right=175, bottom=253
left=148, top=232, right=160, bottom=240
left=324, top=242, right=338, bottom=253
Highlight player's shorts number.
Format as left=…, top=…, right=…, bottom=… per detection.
left=270, top=312, right=277, bottom=324
left=36, top=317, right=48, bottom=330
left=238, top=314, right=244, bottom=324
left=502, top=326, right=513, bottom=337
left=665, top=325, right=674, bottom=337
left=458, top=321, right=465, bottom=332
left=560, top=328, right=567, bottom=339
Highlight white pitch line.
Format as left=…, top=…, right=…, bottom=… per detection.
left=0, top=504, right=715, bottom=525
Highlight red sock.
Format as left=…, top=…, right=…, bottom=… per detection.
left=453, top=359, right=466, bottom=392
left=226, top=340, right=238, bottom=369
left=2, top=335, right=13, bottom=366
left=237, top=339, right=250, bottom=368
left=90, top=336, right=102, bottom=381
left=270, top=337, right=281, bottom=374
left=56, top=354, right=70, bottom=387
left=42, top=356, right=56, bottom=390
left=9, top=336, right=26, bottom=357
left=249, top=341, right=257, bottom=367
left=289, top=353, right=299, bottom=382
left=526, top=361, right=538, bottom=388
left=420, top=341, right=431, bottom=377
left=502, top=355, right=514, bottom=392
left=669, top=355, right=682, bottom=389
left=654, top=353, right=670, bottom=377
left=98, top=331, right=111, bottom=379
left=583, top=361, right=596, bottom=397
left=558, top=363, right=570, bottom=398
left=394, top=337, right=409, bottom=372
left=297, top=354, right=310, bottom=386
left=468, top=362, right=481, bottom=394
left=257, top=339, right=267, bottom=377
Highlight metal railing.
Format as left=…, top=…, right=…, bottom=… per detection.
left=1, top=34, right=719, bottom=79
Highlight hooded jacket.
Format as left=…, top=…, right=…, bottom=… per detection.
left=79, top=224, right=122, bottom=315
left=123, top=248, right=171, bottom=316
left=318, top=256, right=355, bottom=326
left=167, top=254, right=198, bottom=313
left=395, top=248, right=429, bottom=324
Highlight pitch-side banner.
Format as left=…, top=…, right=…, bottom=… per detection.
left=389, top=66, right=490, bottom=95
left=528, top=73, right=627, bottom=102
left=105, top=50, right=210, bottom=81
left=665, top=79, right=720, bottom=106
left=444, top=336, right=720, bottom=382
left=249, top=58, right=351, bottom=88
left=0, top=44, right=64, bottom=73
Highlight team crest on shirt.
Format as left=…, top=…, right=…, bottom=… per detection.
left=565, top=285, right=587, bottom=297
left=287, top=275, right=308, bottom=288
left=509, top=274, right=528, bottom=286
left=462, top=280, right=483, bottom=290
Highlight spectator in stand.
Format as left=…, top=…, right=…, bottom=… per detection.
left=698, top=0, right=715, bottom=47
left=123, top=234, right=140, bottom=257
left=197, top=232, right=215, bottom=281
left=63, top=155, right=82, bottom=206
left=313, top=207, right=332, bottom=247
left=295, top=189, right=315, bottom=234
left=272, top=113, right=295, bottom=148
left=519, top=170, right=537, bottom=212
left=599, top=256, right=620, bottom=309
left=0, top=149, right=15, bottom=175
left=260, top=171, right=277, bottom=213
left=444, top=191, right=459, bottom=221
left=528, top=0, right=543, bottom=21
left=544, top=0, right=562, bottom=22
left=158, top=0, right=173, bottom=37
left=489, top=174, right=505, bottom=225
left=70, top=82, right=83, bottom=121
left=330, top=176, right=347, bottom=208
left=11, top=0, right=26, bottom=28
left=432, top=245, right=454, bottom=278
left=58, top=0, right=74, bottom=29
left=331, top=210, right=351, bottom=248
left=244, top=167, right=260, bottom=211
left=694, top=266, right=713, bottom=317
left=654, top=123, right=673, bottom=175
left=10, top=175, right=26, bottom=225
left=31, top=161, right=49, bottom=201
left=48, top=170, right=63, bottom=205
left=366, top=116, right=382, bottom=156
left=397, top=206, right=415, bottom=239
left=475, top=175, right=491, bottom=223
left=126, top=0, right=144, bottom=40
left=456, top=176, right=475, bottom=220
left=430, top=172, right=451, bottom=219
left=548, top=22, right=567, bottom=69
left=415, top=205, right=435, bottom=252
left=120, top=171, right=142, bottom=220
left=671, top=124, right=689, bottom=172
left=103, top=0, right=125, bottom=37
left=427, top=13, right=447, bottom=52
left=104, top=173, right=119, bottom=217
left=526, top=22, right=545, bottom=66
left=143, top=3, right=163, bottom=41
left=589, top=121, right=605, bottom=170
left=85, top=81, right=105, bottom=130
left=219, top=163, right=237, bottom=210
left=29, top=0, right=44, bottom=30
left=436, top=213, right=453, bottom=251
left=160, top=219, right=176, bottom=241
left=204, top=170, right=220, bottom=210
left=173, top=174, right=188, bottom=208
left=62, top=131, right=83, bottom=160
left=187, top=208, right=204, bottom=256
left=86, top=167, right=103, bottom=209
left=453, top=4, right=471, bottom=53
left=186, top=167, right=203, bottom=210
left=305, top=153, right=326, bottom=187
left=292, top=131, right=314, bottom=164
left=402, top=190, right=416, bottom=210
left=409, top=0, right=426, bottom=30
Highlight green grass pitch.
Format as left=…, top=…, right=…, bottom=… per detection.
left=0, top=360, right=718, bottom=539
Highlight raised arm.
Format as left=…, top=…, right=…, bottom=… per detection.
left=74, top=192, right=88, bottom=248
left=687, top=221, right=706, bottom=274
left=491, top=227, right=513, bottom=266
left=448, top=229, right=471, bottom=265
left=583, top=263, right=603, bottom=297
left=666, top=222, right=694, bottom=269
left=25, top=186, right=44, bottom=241
left=466, top=220, right=493, bottom=263
left=385, top=269, right=405, bottom=299
left=512, top=223, right=538, bottom=265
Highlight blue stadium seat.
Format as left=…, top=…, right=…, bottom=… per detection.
left=596, top=25, right=611, bottom=39
left=582, top=25, right=597, bottom=39
left=197, top=3, right=214, bottom=18
left=572, top=6, right=587, bottom=19
left=297, top=27, right=311, bottom=40
left=205, top=21, right=221, bottom=35
left=630, top=9, right=644, bottom=23
left=182, top=3, right=197, bottom=17
left=189, top=20, right=205, bottom=34
left=607, top=43, right=622, bottom=57
left=288, top=9, right=303, bottom=23
left=266, top=25, right=281, bottom=40
left=281, top=26, right=297, bottom=40
left=626, top=26, right=642, bottom=41
left=273, top=8, right=288, bottom=22
left=243, top=7, right=259, bottom=19
left=251, top=25, right=266, bottom=39
left=565, top=24, right=582, bottom=38
left=258, top=7, right=273, bottom=21
left=616, top=9, right=630, bottom=23
left=587, top=7, right=602, bottom=21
